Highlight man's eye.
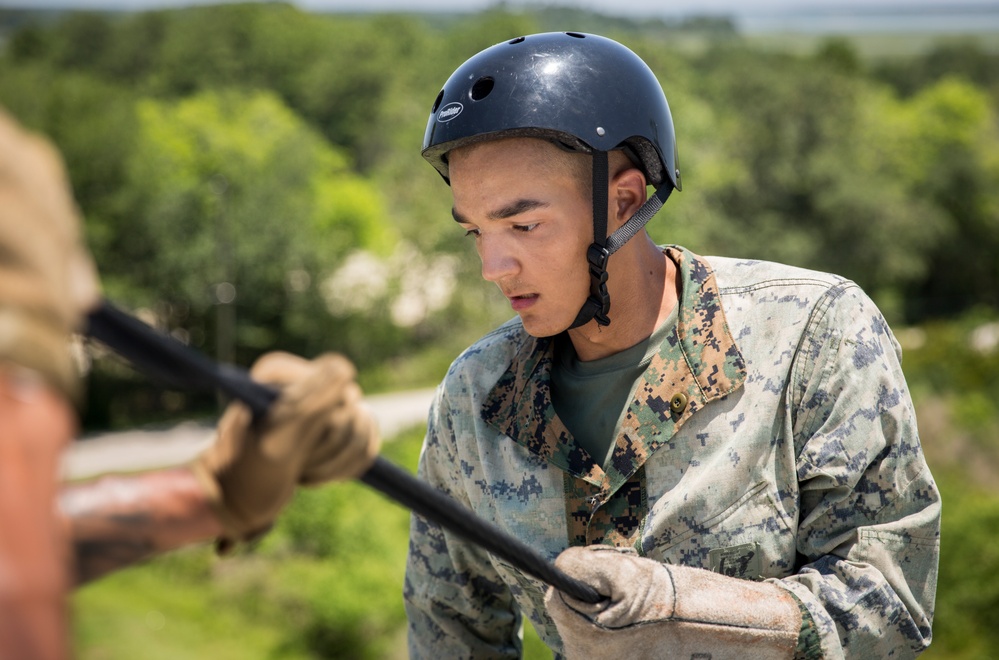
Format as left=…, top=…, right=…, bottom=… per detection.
left=463, top=228, right=480, bottom=238
left=514, top=223, right=538, bottom=233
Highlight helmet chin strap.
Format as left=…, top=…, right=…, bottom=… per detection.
left=567, top=150, right=674, bottom=330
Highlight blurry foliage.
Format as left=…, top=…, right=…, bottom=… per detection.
left=874, top=40, right=999, bottom=100
left=675, top=46, right=964, bottom=320
left=922, top=470, right=999, bottom=659
left=904, top=310, right=999, bottom=402
left=897, top=308, right=999, bottom=658
left=116, top=89, right=391, bottom=358
left=902, top=309, right=999, bottom=468
left=0, top=4, right=997, bottom=423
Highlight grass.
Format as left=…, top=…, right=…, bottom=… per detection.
left=919, top=468, right=999, bottom=659
left=75, top=551, right=309, bottom=660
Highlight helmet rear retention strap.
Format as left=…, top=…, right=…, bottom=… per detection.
left=606, top=183, right=673, bottom=254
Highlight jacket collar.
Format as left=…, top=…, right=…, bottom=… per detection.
left=481, top=246, right=747, bottom=491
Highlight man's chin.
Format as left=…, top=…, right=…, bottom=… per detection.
left=518, top=314, right=570, bottom=339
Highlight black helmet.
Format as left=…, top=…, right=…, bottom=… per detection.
left=423, top=32, right=681, bottom=329
left=423, top=31, right=680, bottom=191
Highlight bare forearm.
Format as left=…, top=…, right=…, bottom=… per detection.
left=59, top=467, right=222, bottom=585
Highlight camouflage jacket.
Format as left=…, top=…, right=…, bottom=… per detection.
left=404, top=246, right=940, bottom=659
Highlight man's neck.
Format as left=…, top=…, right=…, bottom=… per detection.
left=567, top=239, right=679, bottom=362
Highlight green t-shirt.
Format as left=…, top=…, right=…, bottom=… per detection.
left=551, top=305, right=679, bottom=468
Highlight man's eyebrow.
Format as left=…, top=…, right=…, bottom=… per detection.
left=452, top=199, right=550, bottom=224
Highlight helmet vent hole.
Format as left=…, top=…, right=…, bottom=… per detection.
left=565, top=32, right=586, bottom=38
left=470, top=77, right=494, bottom=101
left=508, top=36, right=526, bottom=44
left=431, top=90, right=444, bottom=113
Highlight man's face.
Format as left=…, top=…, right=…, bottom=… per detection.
left=449, top=138, right=592, bottom=338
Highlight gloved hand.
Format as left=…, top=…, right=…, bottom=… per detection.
left=544, top=545, right=801, bottom=660
left=0, top=108, right=101, bottom=401
left=191, top=351, right=380, bottom=548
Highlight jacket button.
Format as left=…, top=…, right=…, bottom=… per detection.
left=670, top=392, right=688, bottom=414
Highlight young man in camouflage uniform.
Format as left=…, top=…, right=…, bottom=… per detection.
left=404, top=32, right=940, bottom=658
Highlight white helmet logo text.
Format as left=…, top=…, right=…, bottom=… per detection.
left=437, top=102, right=463, bottom=122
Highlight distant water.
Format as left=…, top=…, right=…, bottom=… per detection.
left=737, top=9, right=999, bottom=34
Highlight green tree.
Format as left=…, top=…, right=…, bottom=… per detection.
left=49, top=11, right=113, bottom=72
left=116, top=89, right=392, bottom=363
left=680, top=47, right=948, bottom=320
left=0, top=61, right=140, bottom=299
left=896, top=78, right=999, bottom=318
left=875, top=40, right=999, bottom=100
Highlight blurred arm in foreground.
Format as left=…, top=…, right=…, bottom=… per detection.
left=0, top=107, right=380, bottom=658
left=62, top=350, right=380, bottom=584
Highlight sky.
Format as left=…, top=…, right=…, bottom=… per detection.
left=3, top=0, right=998, bottom=18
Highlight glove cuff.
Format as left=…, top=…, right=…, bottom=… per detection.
left=669, top=565, right=801, bottom=638
left=187, top=453, right=246, bottom=550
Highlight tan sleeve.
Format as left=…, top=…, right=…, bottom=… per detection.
left=0, top=107, right=100, bottom=399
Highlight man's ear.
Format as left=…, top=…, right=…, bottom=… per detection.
left=609, top=166, right=648, bottom=228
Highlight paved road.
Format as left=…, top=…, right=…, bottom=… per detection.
left=62, top=388, right=436, bottom=480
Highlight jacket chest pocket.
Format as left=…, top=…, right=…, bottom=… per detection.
left=640, top=480, right=797, bottom=579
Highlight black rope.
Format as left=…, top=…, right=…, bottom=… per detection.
left=86, top=301, right=277, bottom=414
left=84, top=300, right=603, bottom=604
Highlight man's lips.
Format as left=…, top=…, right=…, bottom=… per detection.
left=507, top=293, right=538, bottom=311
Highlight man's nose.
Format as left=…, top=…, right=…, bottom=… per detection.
left=478, top=236, right=518, bottom=283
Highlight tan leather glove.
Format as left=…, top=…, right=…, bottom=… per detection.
left=0, top=108, right=101, bottom=401
left=191, top=351, right=380, bottom=547
left=544, top=545, right=801, bottom=660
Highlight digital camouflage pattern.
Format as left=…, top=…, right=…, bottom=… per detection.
left=404, top=246, right=940, bottom=659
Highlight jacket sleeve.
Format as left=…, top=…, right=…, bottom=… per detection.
left=404, top=384, right=523, bottom=659
left=776, top=282, right=941, bottom=658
